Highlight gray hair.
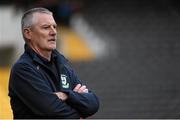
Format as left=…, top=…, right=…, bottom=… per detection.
left=21, top=8, right=53, bottom=41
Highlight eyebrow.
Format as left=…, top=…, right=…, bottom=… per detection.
left=41, top=23, right=57, bottom=27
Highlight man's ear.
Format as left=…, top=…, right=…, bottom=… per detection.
left=23, top=28, right=32, bottom=40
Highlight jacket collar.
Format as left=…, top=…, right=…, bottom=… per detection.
left=24, top=44, right=68, bottom=67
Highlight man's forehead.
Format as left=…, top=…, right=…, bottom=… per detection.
left=33, top=13, right=56, bottom=25
left=33, top=12, right=53, bottom=20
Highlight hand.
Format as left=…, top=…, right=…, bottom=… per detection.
left=55, top=92, right=68, bottom=101
left=73, top=84, right=89, bottom=93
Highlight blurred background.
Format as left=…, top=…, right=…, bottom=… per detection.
left=1, top=0, right=180, bottom=119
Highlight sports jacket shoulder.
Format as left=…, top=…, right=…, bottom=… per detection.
left=8, top=44, right=99, bottom=119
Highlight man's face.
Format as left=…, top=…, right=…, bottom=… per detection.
left=29, top=13, right=57, bottom=51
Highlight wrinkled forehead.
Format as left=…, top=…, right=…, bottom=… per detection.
left=32, top=12, right=56, bottom=26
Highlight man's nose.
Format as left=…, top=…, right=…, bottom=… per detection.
left=50, top=26, right=57, bottom=35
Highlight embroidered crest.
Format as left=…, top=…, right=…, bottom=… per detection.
left=61, top=74, right=69, bottom=88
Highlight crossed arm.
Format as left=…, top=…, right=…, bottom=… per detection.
left=54, top=65, right=99, bottom=118
left=55, top=84, right=88, bottom=101
left=54, top=84, right=99, bottom=118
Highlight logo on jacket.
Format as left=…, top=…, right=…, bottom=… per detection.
left=61, top=74, right=69, bottom=88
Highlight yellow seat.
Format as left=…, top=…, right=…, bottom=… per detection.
left=0, top=67, right=13, bottom=119
left=59, top=27, right=95, bottom=62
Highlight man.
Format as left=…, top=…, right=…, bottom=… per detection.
left=8, top=7, right=99, bottom=119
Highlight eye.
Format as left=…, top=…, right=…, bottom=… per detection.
left=53, top=25, right=57, bottom=29
left=43, top=26, right=50, bottom=29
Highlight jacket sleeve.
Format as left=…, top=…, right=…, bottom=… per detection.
left=67, top=91, right=99, bottom=118
left=63, top=65, right=100, bottom=118
left=9, top=63, right=81, bottom=118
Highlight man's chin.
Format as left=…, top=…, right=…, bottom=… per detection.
left=49, top=45, right=56, bottom=50
left=47, top=46, right=56, bottom=51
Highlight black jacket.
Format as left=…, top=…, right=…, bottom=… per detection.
left=8, top=45, right=99, bottom=119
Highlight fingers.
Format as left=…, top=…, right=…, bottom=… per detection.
left=83, top=88, right=89, bottom=93
left=79, top=85, right=86, bottom=92
left=73, top=84, right=89, bottom=93
left=73, top=84, right=81, bottom=92
left=54, top=92, right=68, bottom=101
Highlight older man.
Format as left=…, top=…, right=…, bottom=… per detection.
left=8, top=7, right=99, bottom=119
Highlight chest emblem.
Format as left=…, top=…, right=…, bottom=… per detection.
left=61, top=74, right=69, bottom=88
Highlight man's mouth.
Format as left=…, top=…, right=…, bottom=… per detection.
left=48, top=39, right=56, bottom=42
